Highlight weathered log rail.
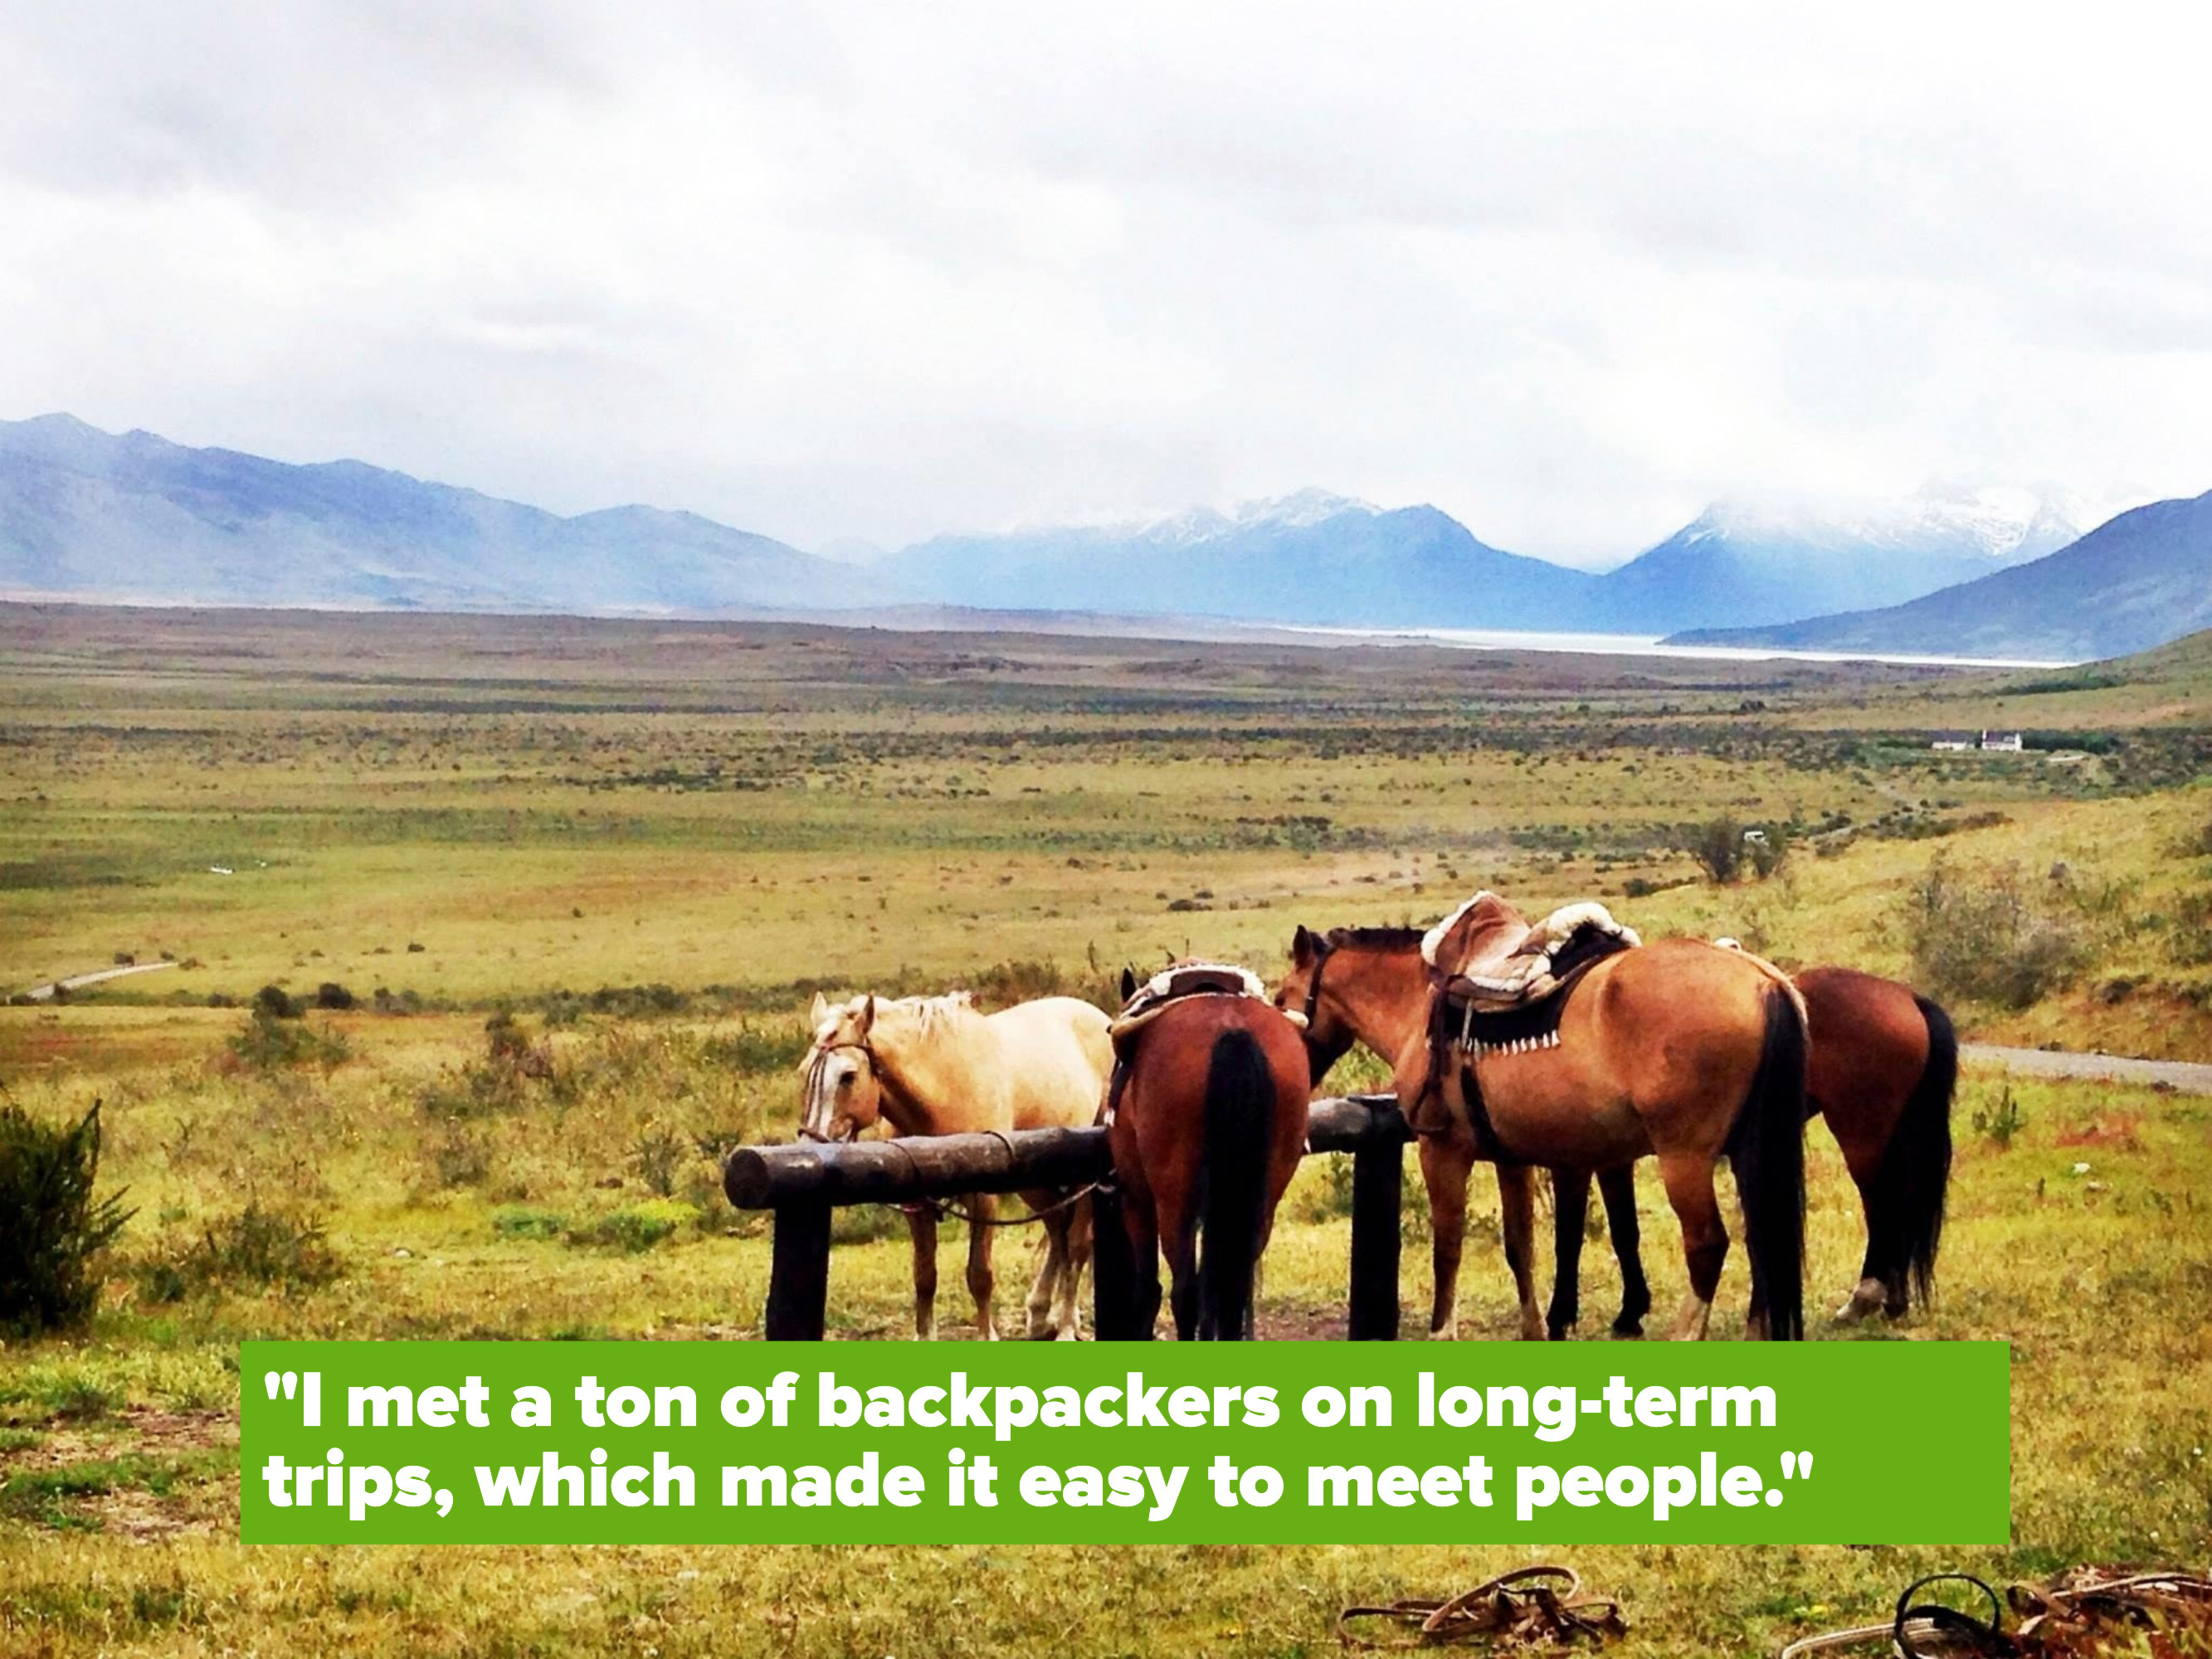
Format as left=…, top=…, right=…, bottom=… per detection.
left=725, top=1094, right=1412, bottom=1340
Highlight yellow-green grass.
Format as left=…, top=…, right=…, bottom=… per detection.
left=2, top=1013, right=2209, bottom=1656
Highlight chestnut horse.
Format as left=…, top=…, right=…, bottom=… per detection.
left=1096, top=969, right=1309, bottom=1340
left=1285, top=895, right=1809, bottom=1340
left=1279, top=926, right=1951, bottom=1335
left=798, top=991, right=1113, bottom=1340
left=1552, top=963, right=1956, bottom=1332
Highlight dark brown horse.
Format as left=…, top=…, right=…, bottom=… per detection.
left=1279, top=926, right=1951, bottom=1336
left=1552, top=963, right=1955, bottom=1333
left=1096, top=968, right=1310, bottom=1340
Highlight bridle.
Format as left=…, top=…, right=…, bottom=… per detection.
left=798, top=1040, right=875, bottom=1143
left=1298, top=935, right=1337, bottom=1029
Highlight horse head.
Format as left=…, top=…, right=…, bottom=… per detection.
left=797, top=992, right=883, bottom=1142
left=1273, top=925, right=1354, bottom=1087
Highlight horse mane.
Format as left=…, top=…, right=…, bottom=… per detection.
left=875, top=991, right=979, bottom=1036
left=1323, top=925, right=1427, bottom=951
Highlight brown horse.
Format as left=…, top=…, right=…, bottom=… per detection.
left=1552, top=963, right=1955, bottom=1333
left=1097, top=967, right=1310, bottom=1340
left=1285, top=895, right=1809, bottom=1340
left=1279, top=926, right=1951, bottom=1336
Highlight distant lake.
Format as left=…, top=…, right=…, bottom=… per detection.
left=1271, top=623, right=2075, bottom=670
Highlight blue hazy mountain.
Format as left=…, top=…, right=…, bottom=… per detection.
left=1669, top=490, right=2212, bottom=660
left=891, top=490, right=1599, bottom=630
left=892, top=485, right=2083, bottom=634
left=1581, top=487, right=2084, bottom=633
left=0, top=414, right=854, bottom=614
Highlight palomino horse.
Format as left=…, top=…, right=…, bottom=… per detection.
left=1096, top=966, right=1309, bottom=1340
left=798, top=991, right=1113, bottom=1340
left=1552, top=963, right=1955, bottom=1333
left=1288, top=895, right=1809, bottom=1340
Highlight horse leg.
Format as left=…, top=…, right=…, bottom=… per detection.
left=1123, top=1194, right=1163, bottom=1340
left=1547, top=1167, right=1591, bottom=1340
left=908, top=1209, right=939, bottom=1341
left=1024, top=1194, right=1065, bottom=1338
left=964, top=1194, right=999, bottom=1341
left=1656, top=1153, right=1730, bottom=1340
left=1837, top=1153, right=1891, bottom=1326
left=1598, top=1164, right=1650, bottom=1336
left=1497, top=1164, right=1548, bottom=1341
left=1419, top=1131, right=1477, bottom=1340
left=1056, top=1197, right=1092, bottom=1340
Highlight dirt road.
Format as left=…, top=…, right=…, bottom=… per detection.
left=1963, top=1043, right=2212, bottom=1097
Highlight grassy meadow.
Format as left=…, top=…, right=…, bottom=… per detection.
left=2, top=602, right=2210, bottom=1657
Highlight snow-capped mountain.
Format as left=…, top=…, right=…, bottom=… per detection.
left=1582, top=485, right=2088, bottom=633
left=1673, top=490, right=2212, bottom=661
left=891, top=491, right=1596, bottom=628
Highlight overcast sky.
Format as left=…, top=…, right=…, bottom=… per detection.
left=3, top=3, right=2208, bottom=564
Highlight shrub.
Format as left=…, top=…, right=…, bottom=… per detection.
left=253, top=985, right=301, bottom=1019
left=1745, top=825, right=1790, bottom=880
left=0, top=1102, right=134, bottom=1336
left=312, top=982, right=355, bottom=1011
left=137, top=1201, right=341, bottom=1302
left=1903, top=858, right=2090, bottom=1009
left=1689, top=816, right=1742, bottom=883
left=564, top=1199, right=697, bottom=1253
left=2162, top=889, right=2212, bottom=966
left=227, top=1008, right=348, bottom=1071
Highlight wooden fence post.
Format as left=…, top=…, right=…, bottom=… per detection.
left=764, top=1201, right=833, bottom=1340
left=1347, top=1135, right=1403, bottom=1340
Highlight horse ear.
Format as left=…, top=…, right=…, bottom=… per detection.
left=857, top=995, right=876, bottom=1035
left=808, top=991, right=830, bottom=1028
left=1292, top=924, right=1316, bottom=966
left=1119, top=966, right=1138, bottom=1001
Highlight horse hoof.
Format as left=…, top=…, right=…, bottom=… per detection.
left=1610, top=1324, right=1644, bottom=1340
left=1427, top=1324, right=1458, bottom=1341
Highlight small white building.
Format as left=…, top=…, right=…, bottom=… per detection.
left=1980, top=730, right=2024, bottom=752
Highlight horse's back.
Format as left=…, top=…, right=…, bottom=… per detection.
left=987, top=995, right=1113, bottom=1129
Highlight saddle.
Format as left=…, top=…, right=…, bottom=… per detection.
left=1402, top=895, right=1640, bottom=1146
left=1102, top=961, right=1300, bottom=1129
left=1109, top=961, right=1298, bottom=1049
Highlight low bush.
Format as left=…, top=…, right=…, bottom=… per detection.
left=227, top=1008, right=348, bottom=1071
left=137, top=1202, right=342, bottom=1302
left=1903, top=857, right=2090, bottom=1010
left=563, top=1199, right=697, bottom=1253
left=0, top=1102, right=134, bottom=1336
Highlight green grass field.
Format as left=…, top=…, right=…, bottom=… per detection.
left=2, top=604, right=2210, bottom=1656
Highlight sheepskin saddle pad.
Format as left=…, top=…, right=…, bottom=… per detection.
left=1108, top=961, right=1303, bottom=1050
left=1425, top=899, right=1640, bottom=1055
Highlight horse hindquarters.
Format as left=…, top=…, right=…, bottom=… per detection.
left=1195, top=1028, right=1274, bottom=1340
left=1727, top=987, right=1810, bottom=1340
left=1860, top=995, right=1955, bottom=1316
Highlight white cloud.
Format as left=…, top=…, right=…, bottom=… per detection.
left=2, top=0, right=2207, bottom=563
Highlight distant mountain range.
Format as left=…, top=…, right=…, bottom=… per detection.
left=2, top=413, right=2202, bottom=661
left=0, top=414, right=855, bottom=614
left=894, top=484, right=2083, bottom=635
left=894, top=490, right=1598, bottom=630
left=1670, top=489, right=2212, bottom=661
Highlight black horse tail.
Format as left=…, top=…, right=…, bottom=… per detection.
left=1870, top=995, right=1956, bottom=1310
left=1727, top=985, right=1809, bottom=1340
left=1197, top=1028, right=1272, bottom=1340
